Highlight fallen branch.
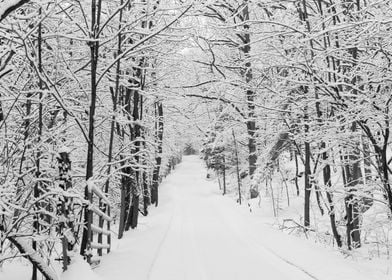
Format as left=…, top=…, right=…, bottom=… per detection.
left=7, top=236, right=58, bottom=280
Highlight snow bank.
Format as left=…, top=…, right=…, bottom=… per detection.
left=62, top=255, right=102, bottom=280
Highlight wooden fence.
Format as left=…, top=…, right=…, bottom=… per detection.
left=86, top=182, right=112, bottom=265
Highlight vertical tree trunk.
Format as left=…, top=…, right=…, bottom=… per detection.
left=118, top=166, right=131, bottom=238
left=242, top=0, right=257, bottom=178
left=232, top=129, right=242, bottom=205
left=322, top=147, right=342, bottom=247
left=314, top=0, right=342, bottom=247
left=130, top=86, right=140, bottom=228
left=343, top=0, right=363, bottom=249
left=121, top=82, right=134, bottom=232
left=344, top=127, right=362, bottom=249
left=222, top=156, right=226, bottom=195
left=304, top=104, right=311, bottom=229
left=140, top=95, right=149, bottom=215
left=111, top=1, right=128, bottom=239
left=294, top=151, right=300, bottom=196
left=142, top=170, right=149, bottom=215
left=151, top=100, right=163, bottom=206
left=32, top=13, right=43, bottom=280
left=124, top=176, right=138, bottom=230
left=80, top=0, right=102, bottom=258
left=0, top=96, right=3, bottom=122
left=296, top=1, right=313, bottom=230
left=304, top=142, right=311, bottom=229
left=239, top=0, right=257, bottom=179
left=362, top=136, right=372, bottom=185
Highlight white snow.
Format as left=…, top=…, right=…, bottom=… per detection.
left=58, top=146, right=71, bottom=154
left=62, top=255, right=102, bottom=280
left=1, top=155, right=389, bottom=279
left=95, top=155, right=388, bottom=280
left=86, top=179, right=111, bottom=205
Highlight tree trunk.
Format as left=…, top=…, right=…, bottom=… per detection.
left=343, top=0, right=364, bottom=249
left=232, top=129, right=242, bottom=205
left=142, top=168, right=149, bottom=215
left=294, top=151, right=300, bottom=196
left=151, top=101, right=163, bottom=206
left=322, top=148, right=342, bottom=247
left=343, top=126, right=362, bottom=249
left=222, top=156, right=226, bottom=195
left=239, top=1, right=257, bottom=179
left=130, top=87, right=140, bottom=228
left=304, top=105, right=311, bottom=229
left=32, top=15, right=44, bottom=279
left=118, top=167, right=131, bottom=238
left=109, top=0, right=123, bottom=238
left=80, top=0, right=102, bottom=257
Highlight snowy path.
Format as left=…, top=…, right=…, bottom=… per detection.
left=93, top=156, right=387, bottom=280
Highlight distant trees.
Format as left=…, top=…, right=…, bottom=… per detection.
left=193, top=0, right=259, bottom=183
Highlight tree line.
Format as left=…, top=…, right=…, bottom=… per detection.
left=1, top=0, right=392, bottom=278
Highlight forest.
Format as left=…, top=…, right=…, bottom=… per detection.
left=0, top=0, right=392, bottom=279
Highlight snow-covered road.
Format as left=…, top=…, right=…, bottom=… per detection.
left=92, top=156, right=387, bottom=280
left=1, top=155, right=387, bottom=280
left=145, top=159, right=312, bottom=280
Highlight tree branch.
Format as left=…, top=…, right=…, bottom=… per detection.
left=186, top=93, right=245, bottom=119
left=0, top=0, right=29, bottom=22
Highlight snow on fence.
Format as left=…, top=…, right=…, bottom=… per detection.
left=85, top=181, right=112, bottom=265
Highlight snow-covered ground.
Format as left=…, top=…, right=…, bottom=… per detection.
left=1, top=155, right=390, bottom=279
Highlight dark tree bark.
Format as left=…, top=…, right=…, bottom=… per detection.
left=322, top=147, right=342, bottom=247
left=342, top=0, right=364, bottom=249
left=118, top=167, right=131, bottom=238
left=142, top=170, right=149, bottom=215
left=140, top=95, right=149, bottom=215
left=151, top=100, right=163, bottom=206
left=111, top=0, right=129, bottom=240
left=0, top=0, right=30, bottom=22
left=232, top=129, right=242, bottom=205
left=124, top=60, right=144, bottom=230
left=304, top=138, right=311, bottom=229
left=240, top=1, right=257, bottom=179
left=294, top=151, right=300, bottom=196
left=222, top=156, right=226, bottom=195
left=0, top=96, right=3, bottom=121
left=343, top=125, right=362, bottom=249
left=301, top=97, right=312, bottom=229
left=129, top=84, right=141, bottom=229
left=80, top=0, right=102, bottom=258
left=32, top=17, right=44, bottom=279
left=314, top=0, right=342, bottom=247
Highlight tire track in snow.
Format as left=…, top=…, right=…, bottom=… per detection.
left=183, top=202, right=209, bottom=280
left=146, top=194, right=178, bottom=280
left=147, top=157, right=317, bottom=280
left=213, top=197, right=319, bottom=280
left=258, top=243, right=319, bottom=280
